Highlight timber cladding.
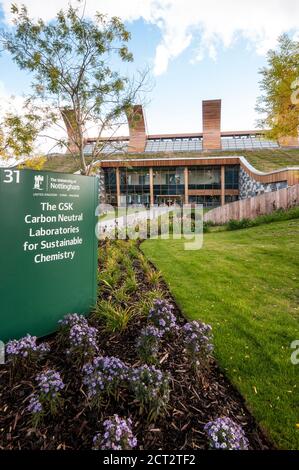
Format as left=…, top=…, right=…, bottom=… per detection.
left=204, top=184, right=299, bottom=225
left=99, top=157, right=240, bottom=168
left=126, top=105, right=147, bottom=153
left=202, top=99, right=221, bottom=150
left=239, top=160, right=299, bottom=186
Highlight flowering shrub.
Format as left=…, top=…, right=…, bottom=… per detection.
left=129, top=365, right=170, bottom=421
left=27, top=369, right=65, bottom=424
left=148, top=299, right=177, bottom=334
left=58, top=313, right=98, bottom=362
left=6, top=334, right=50, bottom=367
left=58, top=313, right=88, bottom=333
left=183, top=321, right=213, bottom=367
left=82, top=356, right=128, bottom=405
left=204, top=417, right=249, bottom=450
left=67, top=323, right=98, bottom=362
left=136, top=325, right=163, bottom=364
left=93, top=415, right=137, bottom=450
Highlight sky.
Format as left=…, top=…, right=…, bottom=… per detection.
left=0, top=0, right=298, bottom=144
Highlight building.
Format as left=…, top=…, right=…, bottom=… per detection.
left=62, top=100, right=299, bottom=208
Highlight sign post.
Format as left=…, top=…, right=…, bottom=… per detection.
left=0, top=169, right=98, bottom=341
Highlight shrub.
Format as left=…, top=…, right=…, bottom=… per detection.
left=204, top=417, right=249, bottom=450
left=6, top=334, right=50, bottom=368
left=112, top=286, right=130, bottom=305
left=136, top=325, right=163, bottom=364
left=58, top=313, right=88, bottom=334
left=148, top=299, right=177, bottom=334
left=82, top=356, right=129, bottom=406
left=183, top=321, right=213, bottom=368
left=227, top=218, right=252, bottom=231
left=27, top=369, right=65, bottom=424
left=93, top=415, right=137, bottom=450
left=146, top=269, right=162, bottom=287
left=67, top=322, right=98, bottom=363
left=225, top=207, right=299, bottom=232
left=123, top=274, right=138, bottom=294
left=93, top=300, right=134, bottom=332
left=129, top=365, right=170, bottom=421
left=134, top=289, right=165, bottom=318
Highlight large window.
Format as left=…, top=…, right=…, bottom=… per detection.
left=104, top=168, right=117, bottom=206
left=120, top=167, right=150, bottom=206
left=153, top=167, right=184, bottom=204
left=188, top=167, right=221, bottom=189
left=225, top=166, right=239, bottom=189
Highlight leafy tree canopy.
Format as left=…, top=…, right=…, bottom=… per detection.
left=256, top=34, right=299, bottom=141
left=1, top=1, right=148, bottom=174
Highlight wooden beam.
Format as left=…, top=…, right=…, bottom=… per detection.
left=116, top=167, right=121, bottom=206
left=149, top=167, right=154, bottom=206
left=221, top=165, right=225, bottom=206
left=184, top=167, right=189, bottom=204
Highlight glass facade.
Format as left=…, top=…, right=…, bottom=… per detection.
left=103, top=164, right=240, bottom=208
left=104, top=168, right=117, bottom=205
left=225, top=166, right=239, bottom=189
left=188, top=166, right=221, bottom=189
left=120, top=167, right=150, bottom=206
left=153, top=167, right=184, bottom=204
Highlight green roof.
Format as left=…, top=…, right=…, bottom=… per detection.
left=42, top=148, right=299, bottom=174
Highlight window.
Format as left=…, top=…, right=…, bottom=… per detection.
left=225, top=166, right=239, bottom=189
left=188, top=167, right=221, bottom=189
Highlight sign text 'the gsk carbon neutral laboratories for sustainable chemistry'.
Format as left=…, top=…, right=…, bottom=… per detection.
left=0, top=168, right=98, bottom=341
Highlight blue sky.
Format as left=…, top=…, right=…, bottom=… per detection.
left=0, top=0, right=298, bottom=138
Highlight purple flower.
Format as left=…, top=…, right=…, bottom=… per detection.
left=183, top=321, right=213, bottom=366
left=58, top=313, right=88, bottom=329
left=204, top=417, right=249, bottom=450
left=93, top=415, right=137, bottom=450
left=36, top=369, right=65, bottom=397
left=27, top=369, right=65, bottom=420
left=6, top=334, right=50, bottom=362
left=82, top=356, right=128, bottom=402
left=67, top=323, right=98, bottom=359
left=128, top=365, right=170, bottom=420
left=148, top=299, right=177, bottom=334
left=136, top=325, right=163, bottom=363
left=58, top=314, right=98, bottom=361
left=27, top=395, right=43, bottom=414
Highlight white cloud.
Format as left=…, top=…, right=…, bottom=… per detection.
left=1, top=0, right=298, bottom=75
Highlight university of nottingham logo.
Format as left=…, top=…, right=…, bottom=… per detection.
left=33, top=175, right=44, bottom=191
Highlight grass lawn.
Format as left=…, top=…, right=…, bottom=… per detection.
left=142, top=218, right=299, bottom=449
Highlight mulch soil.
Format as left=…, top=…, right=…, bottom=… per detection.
left=0, top=241, right=274, bottom=450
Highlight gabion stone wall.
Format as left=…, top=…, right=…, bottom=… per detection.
left=95, top=168, right=106, bottom=204
left=239, top=167, right=288, bottom=200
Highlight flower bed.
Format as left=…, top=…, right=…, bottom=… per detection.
left=0, top=240, right=272, bottom=450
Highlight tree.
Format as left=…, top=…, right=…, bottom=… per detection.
left=0, top=2, right=148, bottom=174
left=256, top=34, right=299, bottom=141
left=0, top=106, right=40, bottom=161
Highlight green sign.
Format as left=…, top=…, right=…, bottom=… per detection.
left=0, top=168, right=98, bottom=341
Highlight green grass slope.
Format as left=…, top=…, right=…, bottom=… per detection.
left=142, top=218, right=299, bottom=449
left=42, top=148, right=299, bottom=174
